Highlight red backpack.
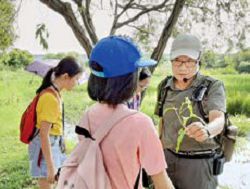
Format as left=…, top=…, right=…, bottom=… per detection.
left=20, top=88, right=57, bottom=144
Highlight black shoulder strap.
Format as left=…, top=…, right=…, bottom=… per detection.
left=157, top=76, right=172, bottom=117
left=134, top=167, right=141, bottom=189
left=191, top=78, right=213, bottom=122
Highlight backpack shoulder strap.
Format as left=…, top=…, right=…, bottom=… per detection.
left=191, top=76, right=217, bottom=122
left=155, top=76, right=172, bottom=117
left=93, top=108, right=138, bottom=143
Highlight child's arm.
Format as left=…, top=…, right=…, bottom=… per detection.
left=40, top=121, right=56, bottom=183
left=151, top=171, right=175, bottom=189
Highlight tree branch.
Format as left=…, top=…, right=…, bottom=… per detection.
left=127, top=24, right=154, bottom=35
left=115, top=0, right=169, bottom=29
left=39, top=0, right=92, bottom=56
left=116, top=0, right=135, bottom=18
left=114, top=0, right=119, bottom=17
left=150, top=0, right=186, bottom=73
left=72, top=0, right=82, bottom=6
left=119, top=2, right=174, bottom=12
left=78, top=0, right=98, bottom=44
left=110, top=0, right=134, bottom=35
left=186, top=4, right=213, bottom=14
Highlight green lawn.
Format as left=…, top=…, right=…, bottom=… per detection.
left=0, top=65, right=249, bottom=188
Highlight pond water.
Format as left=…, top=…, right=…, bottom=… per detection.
left=218, top=135, right=250, bottom=189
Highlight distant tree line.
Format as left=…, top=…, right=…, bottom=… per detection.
left=202, top=48, right=250, bottom=73
left=1, top=48, right=249, bottom=74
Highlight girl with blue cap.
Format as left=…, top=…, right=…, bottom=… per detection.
left=80, top=36, right=174, bottom=189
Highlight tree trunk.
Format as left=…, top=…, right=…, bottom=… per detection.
left=150, top=0, right=186, bottom=74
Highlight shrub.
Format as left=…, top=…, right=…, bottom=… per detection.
left=237, top=61, right=250, bottom=73
left=0, top=49, right=33, bottom=68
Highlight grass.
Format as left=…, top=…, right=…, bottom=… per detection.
left=0, top=65, right=249, bottom=188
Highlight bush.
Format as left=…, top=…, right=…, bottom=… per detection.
left=0, top=49, right=33, bottom=68
left=237, top=61, right=250, bottom=73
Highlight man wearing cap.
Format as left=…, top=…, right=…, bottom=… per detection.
left=155, top=34, right=226, bottom=189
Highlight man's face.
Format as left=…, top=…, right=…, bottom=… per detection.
left=171, top=55, right=199, bottom=81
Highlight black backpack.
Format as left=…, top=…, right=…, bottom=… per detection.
left=156, top=76, right=238, bottom=162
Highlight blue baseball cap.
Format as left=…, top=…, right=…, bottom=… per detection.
left=89, top=36, right=157, bottom=78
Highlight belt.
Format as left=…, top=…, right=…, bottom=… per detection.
left=167, top=149, right=219, bottom=159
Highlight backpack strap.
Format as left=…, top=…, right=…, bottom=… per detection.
left=191, top=77, right=214, bottom=123
left=93, top=108, right=141, bottom=189
left=93, top=108, right=138, bottom=143
left=155, top=76, right=172, bottom=117
left=134, top=167, right=141, bottom=189
left=77, top=108, right=140, bottom=188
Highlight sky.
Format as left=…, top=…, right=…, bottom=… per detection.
left=13, top=0, right=115, bottom=54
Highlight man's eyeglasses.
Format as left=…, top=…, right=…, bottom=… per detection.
left=172, top=59, right=198, bottom=68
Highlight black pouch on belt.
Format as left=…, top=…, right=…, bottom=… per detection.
left=213, top=154, right=225, bottom=175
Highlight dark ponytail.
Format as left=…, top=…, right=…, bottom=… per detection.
left=36, top=68, right=54, bottom=94
left=36, top=56, right=83, bottom=94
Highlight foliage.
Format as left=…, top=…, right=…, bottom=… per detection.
left=236, top=48, right=250, bottom=62
left=0, top=0, right=16, bottom=51
left=176, top=0, right=249, bottom=51
left=0, top=49, right=33, bottom=68
left=43, top=51, right=81, bottom=61
left=43, top=52, right=68, bottom=60
left=202, top=50, right=234, bottom=69
left=233, top=48, right=250, bottom=68
left=201, top=66, right=238, bottom=75
left=43, top=52, right=87, bottom=68
left=35, top=23, right=49, bottom=50
left=212, top=74, right=250, bottom=117
left=200, top=48, right=250, bottom=72
left=237, top=61, right=250, bottom=73
left=202, top=50, right=217, bottom=68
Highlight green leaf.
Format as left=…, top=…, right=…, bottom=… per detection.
left=35, top=23, right=49, bottom=50
left=176, top=128, right=185, bottom=152
left=163, top=107, right=176, bottom=115
left=182, top=116, right=189, bottom=127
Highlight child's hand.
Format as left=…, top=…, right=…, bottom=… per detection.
left=47, top=166, right=57, bottom=184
